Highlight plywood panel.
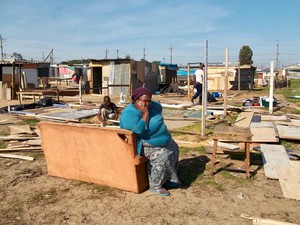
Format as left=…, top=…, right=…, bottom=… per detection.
left=250, top=126, right=279, bottom=142
left=260, top=144, right=291, bottom=179
left=276, top=124, right=300, bottom=140
left=39, top=109, right=98, bottom=122
left=234, top=111, right=254, bottom=127
left=278, top=161, right=300, bottom=200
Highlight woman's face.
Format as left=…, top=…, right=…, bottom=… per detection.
left=137, top=94, right=151, bottom=109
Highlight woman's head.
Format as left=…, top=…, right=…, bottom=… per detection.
left=132, top=87, right=152, bottom=109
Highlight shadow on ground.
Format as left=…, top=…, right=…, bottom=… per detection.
left=178, top=155, right=210, bottom=188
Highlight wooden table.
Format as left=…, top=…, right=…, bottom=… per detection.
left=16, top=89, right=59, bottom=104
left=211, top=125, right=253, bottom=178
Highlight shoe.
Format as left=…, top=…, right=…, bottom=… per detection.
left=163, top=181, right=181, bottom=189
left=149, top=187, right=170, bottom=196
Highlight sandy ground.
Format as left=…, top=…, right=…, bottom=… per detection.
left=0, top=92, right=300, bottom=225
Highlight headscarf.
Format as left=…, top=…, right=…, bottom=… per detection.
left=131, top=87, right=152, bottom=102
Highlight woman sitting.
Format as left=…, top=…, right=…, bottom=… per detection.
left=120, top=87, right=180, bottom=196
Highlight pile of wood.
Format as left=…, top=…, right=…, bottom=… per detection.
left=0, top=124, right=42, bottom=161
left=208, top=111, right=300, bottom=200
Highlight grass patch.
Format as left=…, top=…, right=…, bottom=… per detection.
left=16, top=118, right=40, bottom=126
left=275, top=88, right=300, bottom=103
left=195, top=175, right=225, bottom=191
left=291, top=109, right=300, bottom=115
left=180, top=146, right=206, bottom=156
left=179, top=122, right=201, bottom=132
left=220, top=170, right=254, bottom=185
left=289, top=79, right=300, bottom=89
left=227, top=113, right=239, bottom=124
left=177, top=122, right=213, bottom=135
left=281, top=140, right=300, bottom=151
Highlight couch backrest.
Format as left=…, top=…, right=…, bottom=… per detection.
left=38, top=121, right=148, bottom=193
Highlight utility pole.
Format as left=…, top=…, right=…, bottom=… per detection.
left=117, top=49, right=119, bottom=59
left=105, top=48, right=108, bottom=59
left=276, top=40, right=279, bottom=71
left=143, top=47, right=146, bottom=60
left=201, top=40, right=208, bottom=138
left=238, top=61, right=241, bottom=92
left=170, top=45, right=173, bottom=64
left=0, top=34, right=3, bottom=61
left=269, top=61, right=274, bottom=114
left=223, top=48, right=229, bottom=117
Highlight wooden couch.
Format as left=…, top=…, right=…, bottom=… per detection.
left=38, top=121, right=149, bottom=193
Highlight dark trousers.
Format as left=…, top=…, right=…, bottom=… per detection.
left=192, top=82, right=202, bottom=104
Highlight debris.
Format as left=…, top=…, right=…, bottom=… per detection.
left=240, top=213, right=298, bottom=225
left=0, top=153, right=34, bottom=161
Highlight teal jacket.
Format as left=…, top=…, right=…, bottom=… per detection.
left=120, top=101, right=171, bottom=155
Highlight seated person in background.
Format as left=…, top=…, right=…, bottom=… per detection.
left=120, top=87, right=181, bottom=196
left=97, top=96, right=118, bottom=127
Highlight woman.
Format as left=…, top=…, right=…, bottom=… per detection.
left=120, top=87, right=180, bottom=196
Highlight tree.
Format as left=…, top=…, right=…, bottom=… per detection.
left=11, top=52, right=23, bottom=60
left=125, top=55, right=132, bottom=60
left=239, top=45, right=253, bottom=65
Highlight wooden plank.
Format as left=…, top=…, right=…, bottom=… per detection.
left=207, top=140, right=240, bottom=150
left=250, top=122, right=274, bottom=128
left=250, top=126, right=279, bottom=142
left=25, top=139, right=41, bottom=146
left=287, top=113, right=300, bottom=120
left=38, top=109, right=98, bottom=122
left=234, top=111, right=254, bottom=128
left=9, top=125, right=34, bottom=135
left=0, top=153, right=34, bottom=161
left=213, top=125, right=252, bottom=142
left=275, top=119, right=300, bottom=127
left=261, top=114, right=289, bottom=121
left=0, top=135, right=40, bottom=140
left=260, top=144, right=291, bottom=179
left=161, top=103, right=192, bottom=109
left=278, top=161, right=300, bottom=201
left=0, top=146, right=42, bottom=152
left=276, top=124, right=300, bottom=140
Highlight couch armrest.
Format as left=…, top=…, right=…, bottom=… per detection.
left=134, top=156, right=148, bottom=165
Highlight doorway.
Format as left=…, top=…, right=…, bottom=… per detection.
left=92, top=67, right=102, bottom=94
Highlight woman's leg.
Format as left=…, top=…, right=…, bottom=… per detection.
left=143, top=140, right=180, bottom=189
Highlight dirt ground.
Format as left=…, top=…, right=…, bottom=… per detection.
left=0, top=90, right=300, bottom=225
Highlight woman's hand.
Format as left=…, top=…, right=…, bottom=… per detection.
left=137, top=101, right=149, bottom=114
left=136, top=100, right=149, bottom=124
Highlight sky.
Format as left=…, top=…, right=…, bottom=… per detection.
left=1, top=0, right=300, bottom=68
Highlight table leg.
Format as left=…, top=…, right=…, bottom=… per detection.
left=211, top=139, right=218, bottom=176
left=245, top=142, right=251, bottom=178
left=18, top=94, right=22, bottom=104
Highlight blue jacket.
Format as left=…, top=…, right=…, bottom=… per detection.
left=120, top=101, right=171, bottom=155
